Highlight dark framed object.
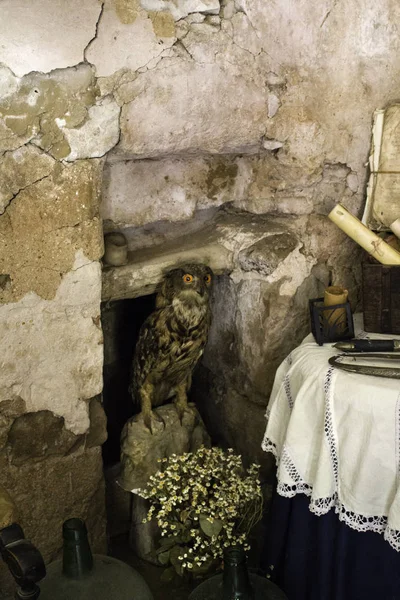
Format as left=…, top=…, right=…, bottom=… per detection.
left=309, top=298, right=354, bottom=346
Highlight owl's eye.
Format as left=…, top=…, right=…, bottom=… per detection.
left=183, top=274, right=194, bottom=283
left=204, top=274, right=212, bottom=285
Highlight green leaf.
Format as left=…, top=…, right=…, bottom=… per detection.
left=199, top=514, right=223, bottom=537
left=158, top=550, right=170, bottom=565
left=169, top=545, right=183, bottom=570
left=180, top=509, right=189, bottom=523
left=161, top=567, right=175, bottom=582
left=175, top=563, right=183, bottom=577
left=157, top=536, right=180, bottom=551
left=169, top=546, right=184, bottom=577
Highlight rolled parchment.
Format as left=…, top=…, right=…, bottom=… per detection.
left=328, top=204, right=400, bottom=265
left=390, top=218, right=400, bottom=239
left=324, top=286, right=348, bottom=333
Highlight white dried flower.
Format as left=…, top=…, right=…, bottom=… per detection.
left=137, top=446, right=263, bottom=576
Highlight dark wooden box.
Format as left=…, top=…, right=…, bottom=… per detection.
left=362, top=263, right=400, bottom=333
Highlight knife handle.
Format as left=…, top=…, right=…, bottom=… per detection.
left=349, top=339, right=395, bottom=352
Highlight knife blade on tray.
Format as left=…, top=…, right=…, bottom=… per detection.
left=333, top=339, right=400, bottom=352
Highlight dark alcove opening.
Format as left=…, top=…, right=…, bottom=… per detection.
left=101, top=294, right=156, bottom=466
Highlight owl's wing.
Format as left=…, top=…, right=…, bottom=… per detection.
left=129, top=310, right=171, bottom=403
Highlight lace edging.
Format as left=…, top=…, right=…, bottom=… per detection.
left=261, top=437, right=278, bottom=462
left=385, top=527, right=400, bottom=552
left=262, top=434, right=400, bottom=552
left=262, top=352, right=400, bottom=552
left=283, top=374, right=294, bottom=410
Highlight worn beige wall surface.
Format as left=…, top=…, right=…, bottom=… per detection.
left=106, top=0, right=400, bottom=190
left=0, top=0, right=102, bottom=77
left=101, top=157, right=246, bottom=226
left=99, top=0, right=400, bottom=244
left=86, top=0, right=177, bottom=77
left=0, top=18, right=114, bottom=594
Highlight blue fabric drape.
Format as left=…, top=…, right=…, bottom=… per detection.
left=262, top=493, right=400, bottom=600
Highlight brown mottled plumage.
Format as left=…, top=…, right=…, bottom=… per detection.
left=129, top=264, right=213, bottom=432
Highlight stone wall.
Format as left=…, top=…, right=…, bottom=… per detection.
left=0, top=16, right=115, bottom=596
left=1, top=0, right=399, bottom=594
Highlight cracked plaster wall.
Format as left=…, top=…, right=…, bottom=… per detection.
left=0, top=6, right=118, bottom=590
left=0, top=0, right=398, bottom=586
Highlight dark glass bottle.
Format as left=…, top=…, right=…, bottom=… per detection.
left=62, top=518, right=93, bottom=579
left=39, top=518, right=154, bottom=600
left=222, top=547, right=254, bottom=600
left=188, top=546, right=288, bottom=600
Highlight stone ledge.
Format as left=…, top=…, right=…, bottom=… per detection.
left=101, top=211, right=298, bottom=301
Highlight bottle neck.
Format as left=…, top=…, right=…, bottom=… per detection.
left=222, top=547, right=254, bottom=600
left=62, top=518, right=93, bottom=579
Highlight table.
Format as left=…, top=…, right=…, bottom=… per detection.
left=261, top=315, right=400, bottom=599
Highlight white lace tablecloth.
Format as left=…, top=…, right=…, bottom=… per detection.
left=262, top=314, right=400, bottom=551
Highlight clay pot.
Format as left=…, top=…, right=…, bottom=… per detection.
left=104, top=232, right=128, bottom=266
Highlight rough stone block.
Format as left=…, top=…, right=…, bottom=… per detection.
left=115, top=61, right=268, bottom=158
left=238, top=232, right=299, bottom=276
left=101, top=211, right=296, bottom=301
left=101, top=157, right=246, bottom=227
left=86, top=396, right=109, bottom=449
left=7, top=411, right=83, bottom=465
left=119, top=403, right=211, bottom=491
left=0, top=486, right=17, bottom=529
left=191, top=367, right=275, bottom=480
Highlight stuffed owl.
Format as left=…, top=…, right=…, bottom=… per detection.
left=129, top=263, right=213, bottom=433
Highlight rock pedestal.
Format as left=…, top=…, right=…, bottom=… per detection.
left=119, top=403, right=211, bottom=492
left=118, top=403, right=210, bottom=562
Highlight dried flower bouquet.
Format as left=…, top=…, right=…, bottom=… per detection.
left=138, top=446, right=263, bottom=578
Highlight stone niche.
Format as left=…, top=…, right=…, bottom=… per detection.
left=4, top=0, right=400, bottom=594
left=100, top=176, right=361, bottom=483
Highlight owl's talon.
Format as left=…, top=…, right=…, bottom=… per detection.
left=175, top=404, right=185, bottom=426
left=175, top=403, right=197, bottom=426
left=155, top=412, right=166, bottom=429
left=143, top=410, right=165, bottom=434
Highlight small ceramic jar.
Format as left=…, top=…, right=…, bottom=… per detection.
left=103, top=232, right=128, bottom=266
